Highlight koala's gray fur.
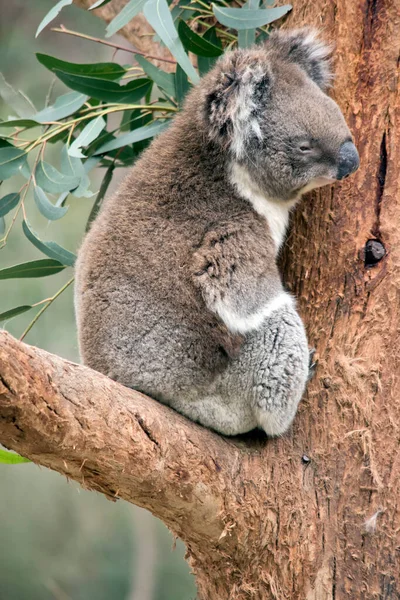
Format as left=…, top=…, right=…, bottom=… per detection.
left=75, top=28, right=358, bottom=436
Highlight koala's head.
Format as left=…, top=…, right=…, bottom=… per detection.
left=200, top=28, right=359, bottom=202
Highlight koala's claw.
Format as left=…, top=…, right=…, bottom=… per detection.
left=308, top=348, right=317, bottom=382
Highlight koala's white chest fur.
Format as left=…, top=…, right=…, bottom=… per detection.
left=230, top=162, right=297, bottom=252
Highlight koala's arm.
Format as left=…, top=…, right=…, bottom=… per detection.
left=192, top=222, right=292, bottom=334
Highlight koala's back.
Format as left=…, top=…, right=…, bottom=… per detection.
left=75, top=123, right=265, bottom=401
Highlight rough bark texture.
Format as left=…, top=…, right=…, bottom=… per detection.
left=1, top=0, right=400, bottom=598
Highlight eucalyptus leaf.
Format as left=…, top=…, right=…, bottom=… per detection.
left=238, top=0, right=259, bottom=48
left=69, top=116, right=106, bottom=158
left=0, top=305, right=33, bottom=321
left=89, top=0, right=113, bottom=8
left=178, top=20, right=223, bottom=57
left=256, top=30, right=270, bottom=44
left=34, top=186, right=68, bottom=220
left=86, top=164, right=114, bottom=231
left=175, top=65, right=191, bottom=108
left=171, top=0, right=200, bottom=26
left=212, top=4, right=292, bottom=30
left=94, top=120, right=169, bottom=154
left=36, top=0, right=74, bottom=37
left=143, top=0, right=200, bottom=84
left=22, top=219, right=76, bottom=267
left=106, top=0, right=148, bottom=37
left=197, top=28, right=222, bottom=76
left=0, top=73, right=36, bottom=118
left=0, top=449, right=31, bottom=464
left=60, top=146, right=94, bottom=198
left=34, top=92, right=88, bottom=123
left=0, top=193, right=20, bottom=218
left=135, top=55, right=176, bottom=97
left=51, top=71, right=152, bottom=104
left=0, top=259, right=65, bottom=279
left=0, top=147, right=28, bottom=180
left=36, top=54, right=126, bottom=81
left=20, top=161, right=32, bottom=181
left=0, top=118, right=40, bottom=129
left=35, top=160, right=80, bottom=194
left=55, top=191, right=69, bottom=207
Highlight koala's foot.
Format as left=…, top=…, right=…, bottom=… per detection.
left=308, top=348, right=317, bottom=382
left=249, top=305, right=309, bottom=436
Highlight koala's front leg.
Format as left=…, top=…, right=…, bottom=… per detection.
left=248, top=303, right=309, bottom=436
left=192, top=222, right=284, bottom=335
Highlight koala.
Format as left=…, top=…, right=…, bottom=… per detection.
left=75, top=28, right=359, bottom=437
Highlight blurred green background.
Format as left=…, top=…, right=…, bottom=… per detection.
left=0, top=1, right=196, bottom=598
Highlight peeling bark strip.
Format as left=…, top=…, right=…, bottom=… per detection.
left=1, top=0, right=400, bottom=597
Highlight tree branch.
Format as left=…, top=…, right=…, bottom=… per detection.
left=0, top=330, right=239, bottom=550
left=73, top=0, right=175, bottom=71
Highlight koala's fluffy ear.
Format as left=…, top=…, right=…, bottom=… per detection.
left=268, top=28, right=333, bottom=89
left=204, top=52, right=272, bottom=157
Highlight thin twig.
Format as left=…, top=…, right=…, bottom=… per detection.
left=51, top=25, right=177, bottom=65
left=20, top=278, right=75, bottom=341
left=0, top=150, right=41, bottom=249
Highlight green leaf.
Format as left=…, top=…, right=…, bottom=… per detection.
left=0, top=449, right=30, bottom=464
left=0, top=259, right=65, bottom=279
left=178, top=20, right=223, bottom=57
left=36, top=0, right=73, bottom=37
left=35, top=160, right=80, bottom=194
left=69, top=116, right=106, bottom=158
left=36, top=54, right=126, bottom=81
left=172, top=0, right=201, bottom=26
left=22, top=219, right=76, bottom=267
left=256, top=29, right=269, bottom=44
left=0, top=147, right=28, bottom=180
left=52, top=71, right=152, bottom=104
left=86, top=164, right=114, bottom=231
left=34, top=186, right=68, bottom=220
left=0, top=73, right=36, bottom=118
left=89, top=0, right=113, bottom=9
left=0, top=193, right=20, bottom=218
left=34, top=92, right=88, bottom=123
left=143, top=0, right=200, bottom=84
left=106, top=0, right=148, bottom=37
left=0, top=118, right=40, bottom=129
left=197, top=28, right=222, bottom=76
left=238, top=0, right=259, bottom=48
left=175, top=65, right=191, bottom=108
left=0, top=305, right=33, bottom=321
left=135, top=55, right=176, bottom=97
left=212, top=4, right=292, bottom=30
left=94, top=120, right=169, bottom=154
left=0, top=217, right=5, bottom=236
left=60, top=147, right=94, bottom=198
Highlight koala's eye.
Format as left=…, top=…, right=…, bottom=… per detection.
left=298, top=142, right=313, bottom=153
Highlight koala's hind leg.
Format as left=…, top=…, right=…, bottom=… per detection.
left=245, top=304, right=310, bottom=436
left=176, top=303, right=309, bottom=437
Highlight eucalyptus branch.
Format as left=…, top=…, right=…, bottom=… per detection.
left=51, top=26, right=177, bottom=65
left=20, top=278, right=74, bottom=342
left=22, top=103, right=177, bottom=152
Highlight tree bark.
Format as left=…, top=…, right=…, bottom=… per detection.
left=1, top=0, right=400, bottom=598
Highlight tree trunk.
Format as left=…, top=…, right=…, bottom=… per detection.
left=1, top=0, right=399, bottom=598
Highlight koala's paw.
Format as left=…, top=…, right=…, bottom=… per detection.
left=250, top=305, right=310, bottom=436
left=308, top=348, right=317, bottom=382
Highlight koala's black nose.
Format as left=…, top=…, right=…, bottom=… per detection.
left=337, top=141, right=359, bottom=180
